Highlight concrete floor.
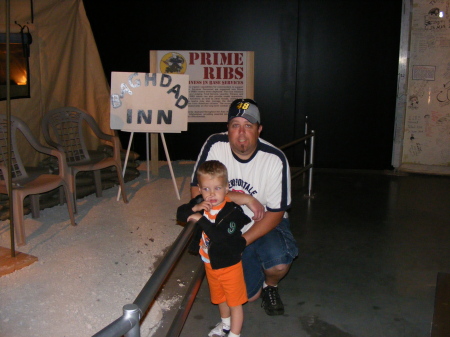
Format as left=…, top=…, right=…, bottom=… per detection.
left=154, top=169, right=450, bottom=337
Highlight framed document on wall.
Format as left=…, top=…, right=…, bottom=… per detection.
left=150, top=50, right=254, bottom=123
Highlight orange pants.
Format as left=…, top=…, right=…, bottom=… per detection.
left=204, top=261, right=248, bottom=307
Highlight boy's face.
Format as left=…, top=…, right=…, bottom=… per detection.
left=198, top=174, right=229, bottom=207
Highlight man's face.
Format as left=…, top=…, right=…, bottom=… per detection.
left=227, top=117, right=262, bottom=160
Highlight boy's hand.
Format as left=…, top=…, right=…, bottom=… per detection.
left=187, top=213, right=202, bottom=222
left=192, top=201, right=212, bottom=213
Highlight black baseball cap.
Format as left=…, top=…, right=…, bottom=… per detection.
left=228, top=99, right=260, bottom=124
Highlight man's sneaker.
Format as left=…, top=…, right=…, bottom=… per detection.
left=261, top=285, right=285, bottom=316
left=208, top=322, right=230, bottom=337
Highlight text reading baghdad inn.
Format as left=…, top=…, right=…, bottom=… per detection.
left=111, top=73, right=188, bottom=126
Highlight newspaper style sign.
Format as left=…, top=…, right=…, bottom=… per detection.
left=150, top=50, right=254, bottom=123
left=110, top=72, right=189, bottom=132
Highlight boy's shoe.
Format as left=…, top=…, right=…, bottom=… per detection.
left=261, top=286, right=284, bottom=316
left=208, top=322, right=230, bottom=337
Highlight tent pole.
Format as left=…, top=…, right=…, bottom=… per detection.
left=30, top=0, right=34, bottom=23
left=5, top=0, right=16, bottom=257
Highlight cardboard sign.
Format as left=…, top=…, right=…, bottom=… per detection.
left=110, top=72, right=189, bottom=132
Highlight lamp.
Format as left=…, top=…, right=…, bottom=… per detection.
left=0, top=29, right=32, bottom=100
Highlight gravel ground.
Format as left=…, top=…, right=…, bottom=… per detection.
left=0, top=161, right=195, bottom=337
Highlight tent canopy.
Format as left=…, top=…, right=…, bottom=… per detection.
left=0, top=0, right=112, bottom=166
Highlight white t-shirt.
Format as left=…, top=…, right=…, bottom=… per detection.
left=191, top=132, right=291, bottom=233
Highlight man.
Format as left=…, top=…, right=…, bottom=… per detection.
left=190, top=98, right=298, bottom=321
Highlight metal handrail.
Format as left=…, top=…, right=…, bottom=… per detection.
left=165, top=262, right=205, bottom=337
left=279, top=130, right=315, bottom=198
left=278, top=132, right=311, bottom=151
left=92, top=220, right=199, bottom=337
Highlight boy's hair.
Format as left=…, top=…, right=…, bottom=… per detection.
left=197, top=160, right=228, bottom=183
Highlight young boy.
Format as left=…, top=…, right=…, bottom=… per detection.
left=177, top=160, right=251, bottom=337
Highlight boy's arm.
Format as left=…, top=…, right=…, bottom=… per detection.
left=176, top=204, right=194, bottom=223
left=176, top=195, right=204, bottom=222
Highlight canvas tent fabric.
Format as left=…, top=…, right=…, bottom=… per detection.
left=0, top=0, right=112, bottom=166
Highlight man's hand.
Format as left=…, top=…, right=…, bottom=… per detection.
left=246, top=197, right=265, bottom=221
left=242, top=211, right=284, bottom=245
left=227, top=191, right=265, bottom=221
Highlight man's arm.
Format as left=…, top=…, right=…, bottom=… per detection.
left=226, top=191, right=265, bottom=221
left=242, top=210, right=284, bottom=245
left=191, top=186, right=265, bottom=221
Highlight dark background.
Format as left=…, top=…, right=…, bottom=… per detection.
left=83, top=0, right=402, bottom=170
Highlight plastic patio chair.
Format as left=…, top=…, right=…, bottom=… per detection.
left=0, top=115, right=76, bottom=246
left=41, top=107, right=128, bottom=213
